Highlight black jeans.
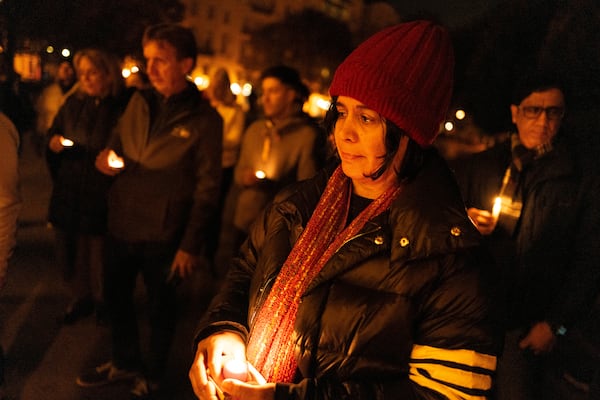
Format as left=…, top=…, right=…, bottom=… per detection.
left=103, top=235, right=178, bottom=381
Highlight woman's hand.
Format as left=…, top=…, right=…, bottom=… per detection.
left=48, top=134, right=67, bottom=153
left=189, top=331, right=247, bottom=400
left=220, top=363, right=273, bottom=400
left=240, top=167, right=261, bottom=187
left=221, top=379, right=275, bottom=400
left=467, top=207, right=497, bottom=236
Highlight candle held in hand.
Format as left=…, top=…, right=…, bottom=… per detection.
left=107, top=150, right=125, bottom=169
left=255, top=170, right=266, bottom=180
left=492, top=197, right=502, bottom=220
left=60, top=137, right=74, bottom=147
left=222, top=359, right=248, bottom=381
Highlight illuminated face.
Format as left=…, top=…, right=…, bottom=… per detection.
left=510, top=88, right=565, bottom=149
left=333, top=96, right=397, bottom=198
left=260, top=77, right=296, bottom=120
left=143, top=40, right=192, bottom=98
left=76, top=56, right=108, bottom=97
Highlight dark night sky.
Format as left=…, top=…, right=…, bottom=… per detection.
left=384, top=0, right=502, bottom=27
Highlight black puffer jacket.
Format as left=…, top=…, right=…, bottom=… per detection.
left=197, top=151, right=501, bottom=399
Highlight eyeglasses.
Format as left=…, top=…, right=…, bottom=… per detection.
left=519, top=106, right=565, bottom=120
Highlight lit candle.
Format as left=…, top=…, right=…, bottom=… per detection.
left=60, top=137, right=74, bottom=147
left=255, top=170, right=266, bottom=180
left=107, top=150, right=124, bottom=169
left=222, top=359, right=248, bottom=381
left=492, top=196, right=502, bottom=220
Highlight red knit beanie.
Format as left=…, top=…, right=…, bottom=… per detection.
left=329, top=20, right=454, bottom=147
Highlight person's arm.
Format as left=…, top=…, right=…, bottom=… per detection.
left=222, top=105, right=246, bottom=154
left=0, top=114, right=22, bottom=289
left=544, top=173, right=600, bottom=342
left=234, top=122, right=260, bottom=187
left=175, top=109, right=223, bottom=261
left=404, top=248, right=500, bottom=399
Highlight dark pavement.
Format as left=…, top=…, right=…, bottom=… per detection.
left=1, top=133, right=219, bottom=399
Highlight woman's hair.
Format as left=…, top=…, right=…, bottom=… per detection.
left=323, top=98, right=424, bottom=182
left=207, top=68, right=236, bottom=106
left=73, top=48, right=124, bottom=98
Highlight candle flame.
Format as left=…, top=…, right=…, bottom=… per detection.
left=255, top=170, right=266, bottom=179
left=60, top=137, right=74, bottom=147
left=108, top=150, right=124, bottom=169
left=492, top=197, right=502, bottom=220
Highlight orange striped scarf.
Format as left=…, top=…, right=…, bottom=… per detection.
left=246, top=166, right=402, bottom=382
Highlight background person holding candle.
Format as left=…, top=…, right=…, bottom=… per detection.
left=79, top=24, right=223, bottom=399
left=190, top=20, right=501, bottom=400
left=452, top=74, right=600, bottom=399
left=45, top=48, right=129, bottom=325
left=225, top=65, right=325, bottom=261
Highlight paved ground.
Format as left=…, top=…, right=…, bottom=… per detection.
left=1, top=134, right=219, bottom=399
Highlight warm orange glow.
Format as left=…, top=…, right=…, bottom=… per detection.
left=60, top=137, right=74, bottom=147
left=492, top=197, right=502, bottom=220
left=222, top=359, right=248, bottom=381
left=108, top=150, right=124, bottom=169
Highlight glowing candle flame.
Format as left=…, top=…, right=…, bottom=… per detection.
left=492, top=197, right=502, bottom=220
left=222, top=359, right=248, bottom=381
left=255, top=170, right=266, bottom=179
left=60, top=137, right=74, bottom=147
left=108, top=150, right=124, bottom=169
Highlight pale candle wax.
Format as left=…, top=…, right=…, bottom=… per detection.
left=222, top=359, right=248, bottom=381
left=107, top=150, right=124, bottom=169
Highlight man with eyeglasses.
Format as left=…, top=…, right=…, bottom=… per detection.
left=453, top=73, right=600, bottom=399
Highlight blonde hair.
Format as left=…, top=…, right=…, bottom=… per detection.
left=73, top=48, right=124, bottom=97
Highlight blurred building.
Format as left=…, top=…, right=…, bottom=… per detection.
left=179, top=0, right=399, bottom=97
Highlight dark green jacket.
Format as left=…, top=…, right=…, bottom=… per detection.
left=107, top=84, right=222, bottom=253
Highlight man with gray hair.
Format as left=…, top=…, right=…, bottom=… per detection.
left=76, top=23, right=222, bottom=399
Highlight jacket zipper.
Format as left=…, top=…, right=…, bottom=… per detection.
left=335, top=224, right=382, bottom=254
left=249, top=274, right=277, bottom=327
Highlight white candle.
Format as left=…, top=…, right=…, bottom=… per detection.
left=60, top=137, right=74, bottom=147
left=255, top=170, right=266, bottom=179
left=107, top=150, right=124, bottom=169
left=492, top=197, right=502, bottom=220
left=222, top=359, right=248, bottom=381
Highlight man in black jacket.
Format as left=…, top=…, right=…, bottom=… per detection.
left=453, top=73, right=600, bottom=399
left=76, top=24, right=222, bottom=399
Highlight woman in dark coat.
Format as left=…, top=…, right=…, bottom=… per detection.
left=47, top=48, right=129, bottom=324
left=189, top=21, right=501, bottom=400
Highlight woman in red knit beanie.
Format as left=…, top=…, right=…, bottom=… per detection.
left=190, top=20, right=501, bottom=400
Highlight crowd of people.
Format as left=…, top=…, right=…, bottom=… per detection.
left=0, top=19, right=598, bottom=400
